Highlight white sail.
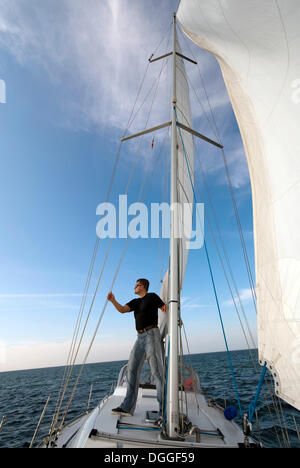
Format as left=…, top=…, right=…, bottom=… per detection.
left=175, top=37, right=195, bottom=290
left=159, top=35, right=194, bottom=330
left=178, top=0, right=300, bottom=411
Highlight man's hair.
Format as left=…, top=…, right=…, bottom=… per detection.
left=137, top=278, right=149, bottom=292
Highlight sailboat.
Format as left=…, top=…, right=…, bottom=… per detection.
left=35, top=0, right=300, bottom=449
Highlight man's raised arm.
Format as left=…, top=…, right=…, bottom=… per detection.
left=107, top=292, right=130, bottom=314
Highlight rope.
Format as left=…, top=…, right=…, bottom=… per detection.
left=174, top=106, right=243, bottom=418
left=248, top=362, right=267, bottom=423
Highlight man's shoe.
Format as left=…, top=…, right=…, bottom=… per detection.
left=111, top=406, right=132, bottom=416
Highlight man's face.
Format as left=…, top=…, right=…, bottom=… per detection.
left=134, top=282, right=144, bottom=294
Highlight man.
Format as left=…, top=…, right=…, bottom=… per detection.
left=107, top=278, right=166, bottom=417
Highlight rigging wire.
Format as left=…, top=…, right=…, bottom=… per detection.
left=175, top=111, right=289, bottom=449
left=174, top=42, right=290, bottom=445
left=54, top=58, right=173, bottom=433
left=59, top=127, right=170, bottom=431
left=45, top=21, right=295, bottom=448
left=49, top=23, right=173, bottom=440
left=176, top=108, right=289, bottom=447
left=178, top=125, right=289, bottom=448
left=177, top=111, right=288, bottom=446
left=52, top=26, right=174, bottom=432
left=50, top=64, right=155, bottom=432
left=192, top=138, right=289, bottom=448
left=175, top=100, right=257, bottom=355
left=193, top=142, right=257, bottom=350
left=174, top=106, right=243, bottom=419
left=51, top=24, right=173, bottom=427
left=48, top=52, right=172, bottom=438
left=176, top=27, right=293, bottom=447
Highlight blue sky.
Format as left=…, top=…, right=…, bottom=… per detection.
left=0, top=0, right=257, bottom=371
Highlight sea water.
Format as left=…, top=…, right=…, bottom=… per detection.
left=0, top=350, right=299, bottom=448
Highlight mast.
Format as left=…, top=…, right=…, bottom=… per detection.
left=121, top=11, right=219, bottom=438
left=167, top=12, right=180, bottom=438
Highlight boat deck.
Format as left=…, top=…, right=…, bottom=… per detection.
left=53, top=384, right=249, bottom=448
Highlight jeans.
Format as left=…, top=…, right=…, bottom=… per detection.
left=121, top=327, right=164, bottom=415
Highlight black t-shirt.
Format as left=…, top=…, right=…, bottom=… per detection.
left=126, top=292, right=165, bottom=331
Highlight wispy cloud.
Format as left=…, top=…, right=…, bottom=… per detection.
left=0, top=0, right=249, bottom=187
left=222, top=288, right=253, bottom=308
left=0, top=0, right=173, bottom=133
left=181, top=296, right=213, bottom=310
